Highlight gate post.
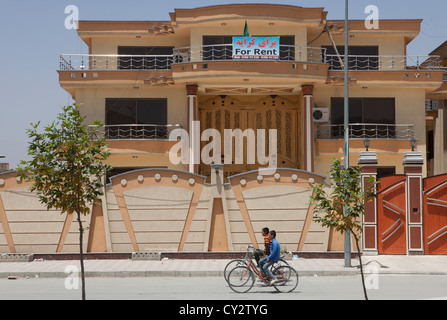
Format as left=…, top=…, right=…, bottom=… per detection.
left=358, top=151, right=378, bottom=255
left=403, top=151, right=424, bottom=255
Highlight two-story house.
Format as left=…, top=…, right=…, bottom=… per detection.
left=58, top=4, right=444, bottom=180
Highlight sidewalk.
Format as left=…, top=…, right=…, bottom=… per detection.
left=1, top=255, right=447, bottom=279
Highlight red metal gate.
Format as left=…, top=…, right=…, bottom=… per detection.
left=377, top=176, right=407, bottom=254
left=423, top=174, right=447, bottom=255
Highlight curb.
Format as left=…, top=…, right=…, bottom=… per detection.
left=3, top=270, right=447, bottom=279
left=0, top=269, right=361, bottom=279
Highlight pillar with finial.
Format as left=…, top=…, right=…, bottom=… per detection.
left=358, top=138, right=378, bottom=255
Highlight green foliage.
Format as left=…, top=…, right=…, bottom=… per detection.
left=309, top=158, right=377, bottom=236
left=17, top=104, right=111, bottom=216
left=309, top=158, right=378, bottom=300
left=17, top=104, right=111, bottom=300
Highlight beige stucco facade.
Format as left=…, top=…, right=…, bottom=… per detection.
left=57, top=4, right=444, bottom=179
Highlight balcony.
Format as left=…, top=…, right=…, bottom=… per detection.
left=59, top=51, right=442, bottom=72
left=59, top=45, right=326, bottom=71
left=89, top=124, right=182, bottom=141
left=316, top=123, right=415, bottom=140
left=58, top=51, right=444, bottom=92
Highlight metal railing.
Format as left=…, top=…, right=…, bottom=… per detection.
left=172, top=44, right=326, bottom=64
left=59, top=54, right=174, bottom=71
left=59, top=52, right=442, bottom=72
left=325, top=54, right=441, bottom=71
left=89, top=124, right=182, bottom=140
left=316, top=123, right=415, bottom=140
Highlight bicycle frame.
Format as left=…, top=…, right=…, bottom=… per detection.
left=243, top=258, right=282, bottom=282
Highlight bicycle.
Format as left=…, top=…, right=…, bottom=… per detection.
left=226, top=246, right=299, bottom=293
left=223, top=245, right=289, bottom=282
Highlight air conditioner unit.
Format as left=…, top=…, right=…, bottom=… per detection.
left=313, top=108, right=329, bottom=122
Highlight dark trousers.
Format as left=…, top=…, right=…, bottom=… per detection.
left=254, top=249, right=265, bottom=266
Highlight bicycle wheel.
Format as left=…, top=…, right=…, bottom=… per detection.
left=275, top=258, right=289, bottom=267
left=224, top=259, right=248, bottom=282
left=272, top=265, right=299, bottom=293
left=269, top=260, right=290, bottom=281
left=227, top=266, right=255, bottom=293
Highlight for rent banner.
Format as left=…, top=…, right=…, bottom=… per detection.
left=232, top=37, right=280, bottom=60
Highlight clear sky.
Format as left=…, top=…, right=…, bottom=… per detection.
left=1, top=0, right=446, bottom=169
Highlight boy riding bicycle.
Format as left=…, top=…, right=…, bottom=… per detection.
left=259, top=230, right=280, bottom=285
left=254, top=227, right=271, bottom=267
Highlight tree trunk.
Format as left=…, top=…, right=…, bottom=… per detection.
left=352, top=230, right=368, bottom=300
left=76, top=210, right=86, bottom=300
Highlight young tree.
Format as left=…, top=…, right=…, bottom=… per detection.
left=17, top=105, right=111, bottom=300
left=309, top=158, right=377, bottom=300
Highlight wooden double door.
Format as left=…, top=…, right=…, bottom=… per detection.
left=198, top=95, right=301, bottom=177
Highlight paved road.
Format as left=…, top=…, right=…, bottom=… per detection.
left=1, top=275, right=447, bottom=301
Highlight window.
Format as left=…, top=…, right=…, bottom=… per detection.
left=105, top=99, right=168, bottom=139
left=117, top=47, right=173, bottom=70
left=203, top=36, right=234, bottom=60
left=278, top=36, right=295, bottom=61
left=323, top=46, right=379, bottom=70
left=331, top=98, right=395, bottom=138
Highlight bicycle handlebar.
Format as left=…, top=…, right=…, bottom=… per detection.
left=247, top=245, right=257, bottom=253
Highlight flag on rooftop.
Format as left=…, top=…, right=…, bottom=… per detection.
left=243, top=20, right=250, bottom=37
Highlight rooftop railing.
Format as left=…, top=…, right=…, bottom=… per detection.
left=316, top=123, right=415, bottom=140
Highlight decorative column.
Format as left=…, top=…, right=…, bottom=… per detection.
left=204, top=163, right=233, bottom=251
left=302, top=84, right=315, bottom=172
left=403, top=150, right=424, bottom=255
left=186, top=84, right=199, bottom=174
left=358, top=150, right=378, bottom=255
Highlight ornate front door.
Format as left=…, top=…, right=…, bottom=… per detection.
left=198, top=95, right=300, bottom=177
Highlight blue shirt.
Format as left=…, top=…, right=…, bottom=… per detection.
left=267, top=238, right=280, bottom=262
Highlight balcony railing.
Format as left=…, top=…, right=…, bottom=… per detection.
left=89, top=124, right=182, bottom=140
left=325, top=54, right=441, bottom=71
left=59, top=52, right=442, bottom=72
left=60, top=54, right=174, bottom=71
left=316, top=123, right=415, bottom=140
left=172, top=44, right=326, bottom=64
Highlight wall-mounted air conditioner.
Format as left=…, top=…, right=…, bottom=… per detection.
left=313, top=108, right=330, bottom=122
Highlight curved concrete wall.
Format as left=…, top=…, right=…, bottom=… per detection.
left=0, top=168, right=332, bottom=253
